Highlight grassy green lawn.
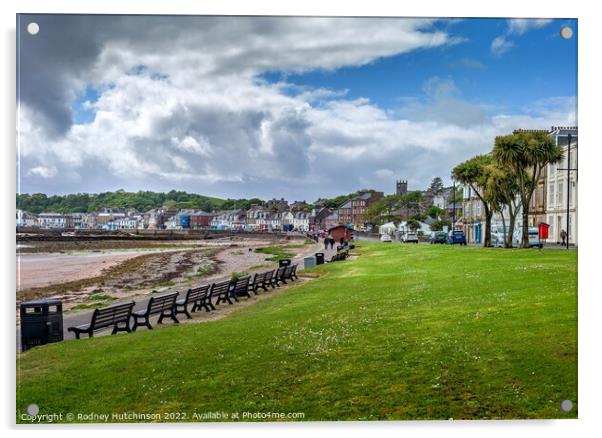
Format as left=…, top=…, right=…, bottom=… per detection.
left=16, top=243, right=577, bottom=422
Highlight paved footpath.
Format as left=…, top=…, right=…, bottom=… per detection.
left=16, top=242, right=340, bottom=352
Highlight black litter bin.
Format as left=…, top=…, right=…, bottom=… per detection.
left=315, top=252, right=325, bottom=265
left=20, top=299, right=63, bottom=352
left=279, top=259, right=292, bottom=267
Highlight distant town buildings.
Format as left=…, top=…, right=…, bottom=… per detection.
left=17, top=126, right=576, bottom=244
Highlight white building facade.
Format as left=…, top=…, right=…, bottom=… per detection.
left=545, top=126, right=578, bottom=245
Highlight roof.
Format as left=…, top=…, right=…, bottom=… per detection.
left=339, top=200, right=352, bottom=209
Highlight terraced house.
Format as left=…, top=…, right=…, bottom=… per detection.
left=337, top=191, right=384, bottom=228
left=246, top=205, right=270, bottom=231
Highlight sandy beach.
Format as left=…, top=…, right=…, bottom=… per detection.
left=15, top=236, right=317, bottom=309
left=17, top=250, right=173, bottom=290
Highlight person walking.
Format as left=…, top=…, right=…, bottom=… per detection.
left=327, top=233, right=335, bottom=250
left=324, top=235, right=330, bottom=250
left=560, top=229, right=567, bottom=246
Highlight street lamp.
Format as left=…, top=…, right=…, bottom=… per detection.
left=451, top=176, right=456, bottom=232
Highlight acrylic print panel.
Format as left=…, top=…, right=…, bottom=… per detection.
left=16, top=15, right=577, bottom=423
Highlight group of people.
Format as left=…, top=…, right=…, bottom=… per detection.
left=323, top=234, right=349, bottom=250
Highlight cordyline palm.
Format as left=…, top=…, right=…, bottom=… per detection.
left=452, top=154, right=495, bottom=247
left=483, top=163, right=523, bottom=247
left=493, top=132, right=562, bottom=248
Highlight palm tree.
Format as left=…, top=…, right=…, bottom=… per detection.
left=493, top=131, right=563, bottom=248
left=452, top=155, right=495, bottom=247
left=484, top=163, right=523, bottom=247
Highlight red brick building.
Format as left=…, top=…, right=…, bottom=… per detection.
left=190, top=211, right=213, bottom=229
left=328, top=225, right=353, bottom=243
left=337, top=191, right=384, bottom=228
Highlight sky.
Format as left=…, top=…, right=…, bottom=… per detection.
left=16, top=15, right=577, bottom=201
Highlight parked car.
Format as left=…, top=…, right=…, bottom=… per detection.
left=380, top=234, right=393, bottom=242
left=448, top=230, right=467, bottom=245
left=513, top=227, right=543, bottom=248
left=430, top=231, right=448, bottom=244
left=402, top=232, right=419, bottom=244
left=491, top=231, right=508, bottom=247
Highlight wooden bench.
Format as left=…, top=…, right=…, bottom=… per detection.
left=250, top=270, right=273, bottom=294
left=232, top=276, right=251, bottom=299
left=174, top=284, right=212, bottom=318
left=68, top=301, right=135, bottom=339
left=271, top=266, right=287, bottom=287
left=280, top=264, right=298, bottom=283
left=329, top=251, right=348, bottom=262
left=132, top=292, right=179, bottom=331
left=210, top=280, right=234, bottom=306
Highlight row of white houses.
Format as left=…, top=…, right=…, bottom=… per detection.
left=17, top=207, right=315, bottom=232
left=209, top=209, right=312, bottom=232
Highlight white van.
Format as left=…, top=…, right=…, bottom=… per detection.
left=512, top=227, right=543, bottom=248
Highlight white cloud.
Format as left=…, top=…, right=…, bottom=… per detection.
left=490, top=36, right=515, bottom=56
left=17, top=16, right=575, bottom=199
left=171, top=136, right=213, bottom=156
left=27, top=166, right=57, bottom=178
left=490, top=18, right=552, bottom=56
left=508, top=19, right=553, bottom=35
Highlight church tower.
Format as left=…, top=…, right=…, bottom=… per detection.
left=396, top=180, right=408, bottom=196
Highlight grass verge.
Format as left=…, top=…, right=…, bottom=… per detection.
left=16, top=243, right=577, bottom=421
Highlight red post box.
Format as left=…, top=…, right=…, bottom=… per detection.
left=538, top=222, right=550, bottom=240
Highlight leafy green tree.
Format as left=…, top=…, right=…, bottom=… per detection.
left=493, top=131, right=563, bottom=248
left=452, top=155, right=496, bottom=247
left=428, top=177, right=444, bottom=196
left=365, top=195, right=402, bottom=226
left=483, top=163, right=523, bottom=248
left=398, top=191, right=425, bottom=219
left=430, top=219, right=452, bottom=231
left=406, top=218, right=421, bottom=232
left=427, top=205, right=445, bottom=220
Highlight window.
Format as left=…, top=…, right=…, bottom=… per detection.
left=558, top=182, right=564, bottom=206
left=570, top=179, right=576, bottom=207
left=548, top=183, right=555, bottom=207
left=476, top=202, right=481, bottom=216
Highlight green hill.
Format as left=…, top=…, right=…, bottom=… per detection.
left=16, top=190, right=227, bottom=214
left=16, top=243, right=577, bottom=422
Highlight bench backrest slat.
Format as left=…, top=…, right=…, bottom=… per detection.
left=90, top=302, right=135, bottom=328
left=147, top=292, right=178, bottom=314
left=253, top=272, right=265, bottom=284
left=263, top=269, right=275, bottom=282
left=187, top=284, right=210, bottom=301
left=210, top=280, right=231, bottom=297
left=232, top=276, right=250, bottom=293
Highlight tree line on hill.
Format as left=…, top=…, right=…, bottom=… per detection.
left=16, top=188, right=376, bottom=215
left=16, top=190, right=229, bottom=214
